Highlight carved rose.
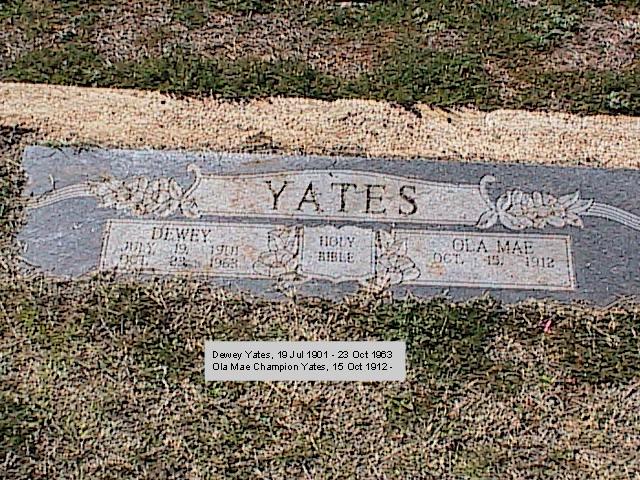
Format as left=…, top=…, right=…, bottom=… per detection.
left=253, top=227, right=301, bottom=278
left=374, top=231, right=420, bottom=286
left=477, top=188, right=594, bottom=231
left=88, top=175, right=197, bottom=217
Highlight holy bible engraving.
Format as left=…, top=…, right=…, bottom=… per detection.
left=18, top=146, right=640, bottom=304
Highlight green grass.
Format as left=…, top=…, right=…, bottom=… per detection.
left=4, top=44, right=637, bottom=114
left=1, top=0, right=639, bottom=114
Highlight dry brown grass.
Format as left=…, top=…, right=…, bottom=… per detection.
left=0, top=0, right=470, bottom=80
left=543, top=8, right=639, bottom=72
left=2, top=271, right=640, bottom=478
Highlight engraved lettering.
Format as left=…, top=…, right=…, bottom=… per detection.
left=300, top=225, right=374, bottom=281
left=265, top=180, right=290, bottom=210
left=319, top=235, right=355, bottom=248
left=452, top=238, right=488, bottom=254
left=497, top=240, right=533, bottom=255
left=331, top=183, right=358, bottom=212
left=399, top=185, right=418, bottom=216
left=297, top=182, right=321, bottom=212
left=118, top=253, right=147, bottom=268
left=525, top=256, right=555, bottom=269
left=486, top=254, right=504, bottom=266
left=317, top=251, right=354, bottom=263
left=433, top=252, right=464, bottom=265
left=365, top=184, right=386, bottom=214
left=176, top=228, right=189, bottom=242
left=395, top=231, right=574, bottom=290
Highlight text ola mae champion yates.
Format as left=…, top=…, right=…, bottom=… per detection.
left=210, top=350, right=323, bottom=372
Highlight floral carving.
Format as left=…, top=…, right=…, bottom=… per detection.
left=23, top=164, right=203, bottom=218
left=86, top=164, right=202, bottom=218
left=88, top=177, right=188, bottom=217
left=477, top=176, right=594, bottom=230
left=374, top=231, right=420, bottom=286
left=253, top=226, right=301, bottom=278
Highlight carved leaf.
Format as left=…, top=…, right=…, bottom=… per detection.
left=253, top=260, right=271, bottom=276
left=386, top=239, right=407, bottom=257
left=376, top=254, right=393, bottom=270
left=263, top=254, right=276, bottom=267
left=568, top=198, right=594, bottom=215
left=392, top=255, right=414, bottom=272
left=377, top=231, right=394, bottom=251
left=267, top=233, right=280, bottom=253
left=532, top=191, right=544, bottom=206
left=402, top=266, right=421, bottom=282
left=496, top=192, right=512, bottom=212
left=546, top=215, right=565, bottom=228
left=135, top=177, right=149, bottom=191
left=512, top=190, right=523, bottom=205
left=500, top=212, right=533, bottom=230
left=476, top=209, right=498, bottom=229
left=88, top=175, right=189, bottom=218
left=180, top=198, right=200, bottom=218
left=542, top=192, right=556, bottom=205
left=385, top=271, right=403, bottom=286
left=533, top=218, right=547, bottom=229
left=276, top=251, right=294, bottom=267
left=284, top=228, right=300, bottom=255
left=565, top=212, right=584, bottom=228
left=559, top=191, right=580, bottom=208
left=152, top=199, right=181, bottom=217
left=168, top=178, right=183, bottom=199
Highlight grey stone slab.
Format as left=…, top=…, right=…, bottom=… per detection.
left=17, top=145, right=640, bottom=305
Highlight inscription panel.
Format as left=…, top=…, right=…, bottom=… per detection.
left=396, top=231, right=575, bottom=290
left=98, top=219, right=575, bottom=291
left=190, top=170, right=487, bottom=224
left=100, top=220, right=275, bottom=277
left=301, top=225, right=374, bottom=281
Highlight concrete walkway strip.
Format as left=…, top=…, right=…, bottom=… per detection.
left=1, top=82, right=639, bottom=168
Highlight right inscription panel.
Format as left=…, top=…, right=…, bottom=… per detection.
left=396, top=231, right=576, bottom=291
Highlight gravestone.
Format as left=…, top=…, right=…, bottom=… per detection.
left=18, top=146, right=640, bottom=304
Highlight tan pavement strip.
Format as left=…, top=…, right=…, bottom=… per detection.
left=1, top=81, right=639, bottom=168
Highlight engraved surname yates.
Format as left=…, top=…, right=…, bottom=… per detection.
left=264, top=179, right=418, bottom=216
left=190, top=171, right=486, bottom=224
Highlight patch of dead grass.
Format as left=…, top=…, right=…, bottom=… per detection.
left=543, top=7, right=639, bottom=72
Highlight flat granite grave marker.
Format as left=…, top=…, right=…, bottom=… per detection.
left=17, top=146, right=640, bottom=304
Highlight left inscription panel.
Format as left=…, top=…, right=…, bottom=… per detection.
left=99, top=220, right=301, bottom=278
